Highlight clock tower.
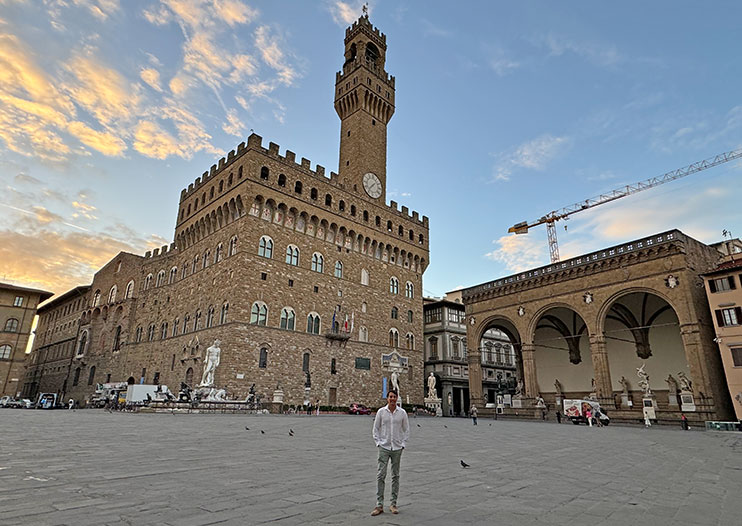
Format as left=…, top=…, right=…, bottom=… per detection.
left=334, top=14, right=395, bottom=201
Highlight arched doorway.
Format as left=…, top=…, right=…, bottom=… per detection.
left=126, top=376, right=136, bottom=385
left=602, top=291, right=688, bottom=408
left=469, top=317, right=521, bottom=413
left=532, top=306, right=591, bottom=401
left=185, top=367, right=194, bottom=386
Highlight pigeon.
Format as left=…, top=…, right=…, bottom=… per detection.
left=260, top=430, right=265, bottom=434
left=416, top=424, right=421, bottom=427
left=460, top=460, right=470, bottom=468
left=290, top=429, right=294, bottom=434
left=444, top=425, right=448, bottom=428
left=289, top=432, right=294, bottom=437
left=489, top=424, right=492, bottom=426
left=245, top=427, right=250, bottom=430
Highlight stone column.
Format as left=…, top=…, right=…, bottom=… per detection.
left=467, top=345, right=485, bottom=409
left=589, top=334, right=613, bottom=406
left=521, top=343, right=538, bottom=400
left=678, top=322, right=720, bottom=413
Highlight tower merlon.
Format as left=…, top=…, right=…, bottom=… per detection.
left=268, top=142, right=280, bottom=155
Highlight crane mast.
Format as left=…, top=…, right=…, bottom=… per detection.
left=508, top=149, right=742, bottom=263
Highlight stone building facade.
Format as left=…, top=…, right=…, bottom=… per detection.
left=462, top=230, right=735, bottom=423
left=423, top=292, right=514, bottom=416
left=702, top=241, right=742, bottom=420
left=1, top=283, right=52, bottom=397
left=24, top=15, right=429, bottom=408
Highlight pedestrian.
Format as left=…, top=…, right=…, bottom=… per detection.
left=585, top=408, right=593, bottom=427
left=470, top=405, right=478, bottom=425
left=681, top=413, right=689, bottom=430
left=371, top=389, right=409, bottom=517
left=643, top=408, right=652, bottom=428
left=315, top=399, right=320, bottom=416
left=555, top=411, right=562, bottom=424
left=68, top=398, right=74, bottom=411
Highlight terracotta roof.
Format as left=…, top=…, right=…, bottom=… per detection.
left=702, top=258, right=742, bottom=276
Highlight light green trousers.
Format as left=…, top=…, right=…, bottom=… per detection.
left=376, top=446, right=403, bottom=507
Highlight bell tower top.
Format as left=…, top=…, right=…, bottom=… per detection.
left=334, top=14, right=395, bottom=202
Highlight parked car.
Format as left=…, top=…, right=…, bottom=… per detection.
left=0, top=395, right=12, bottom=407
left=19, top=399, right=34, bottom=409
left=349, top=403, right=371, bottom=415
left=5, top=398, right=25, bottom=408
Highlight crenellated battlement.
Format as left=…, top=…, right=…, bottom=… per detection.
left=336, top=61, right=395, bottom=87
left=345, top=15, right=386, bottom=47
left=386, top=200, right=429, bottom=227
left=143, top=242, right=177, bottom=261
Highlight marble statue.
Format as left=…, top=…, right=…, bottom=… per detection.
left=554, top=379, right=563, bottom=397
left=619, top=376, right=630, bottom=396
left=636, top=364, right=651, bottom=395
left=447, top=392, right=452, bottom=405
left=390, top=370, right=400, bottom=393
left=665, top=374, right=679, bottom=394
left=199, top=339, right=221, bottom=387
left=514, top=379, right=524, bottom=397
left=427, top=372, right=437, bottom=398
left=677, top=371, right=693, bottom=393
left=535, top=395, right=546, bottom=408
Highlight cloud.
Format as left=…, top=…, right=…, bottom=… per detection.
left=494, top=134, right=570, bottom=181
left=254, top=25, right=298, bottom=86
left=327, top=1, right=364, bottom=26
left=485, top=234, right=547, bottom=273
left=140, top=67, right=163, bottom=92
left=214, top=0, right=258, bottom=26
left=133, top=120, right=178, bottom=160
left=66, top=120, right=126, bottom=156
left=488, top=49, right=520, bottom=76
left=537, top=33, right=623, bottom=68
left=71, top=0, right=121, bottom=20
left=222, top=108, right=245, bottom=136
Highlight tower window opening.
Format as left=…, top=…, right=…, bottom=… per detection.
left=278, top=174, right=286, bottom=187
left=295, top=181, right=303, bottom=194
left=260, top=166, right=269, bottom=180
left=372, top=119, right=376, bottom=126
left=311, top=188, right=318, bottom=200
left=347, top=130, right=351, bottom=137
left=325, top=194, right=332, bottom=206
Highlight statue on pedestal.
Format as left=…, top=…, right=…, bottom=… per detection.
left=514, top=379, right=524, bottom=398
left=554, top=379, right=563, bottom=397
left=636, top=364, right=651, bottom=396
left=199, top=339, right=221, bottom=387
left=390, top=370, right=400, bottom=394
left=427, top=372, right=437, bottom=399
left=665, top=374, right=679, bottom=394
left=677, top=371, right=693, bottom=393
left=619, top=376, right=630, bottom=396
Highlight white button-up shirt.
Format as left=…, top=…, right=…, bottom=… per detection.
left=373, top=404, right=409, bottom=451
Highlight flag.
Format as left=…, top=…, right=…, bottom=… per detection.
left=344, top=314, right=349, bottom=332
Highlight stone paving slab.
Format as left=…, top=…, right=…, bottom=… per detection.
left=1, top=410, right=741, bottom=525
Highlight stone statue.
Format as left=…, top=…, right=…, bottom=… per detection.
left=390, top=370, right=400, bottom=393
left=427, top=372, right=437, bottom=398
left=199, top=339, right=221, bottom=387
left=514, top=379, right=524, bottom=397
left=447, top=392, right=452, bottom=405
left=535, top=395, right=546, bottom=408
left=304, top=370, right=311, bottom=388
left=619, top=376, right=630, bottom=396
left=665, top=374, right=679, bottom=394
left=554, top=379, right=563, bottom=397
left=636, top=364, right=651, bottom=396
left=677, top=371, right=693, bottom=393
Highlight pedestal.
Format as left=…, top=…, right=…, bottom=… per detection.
left=512, top=397, right=523, bottom=409
left=642, top=395, right=658, bottom=419
left=272, top=389, right=284, bottom=404
left=303, top=387, right=311, bottom=407
left=425, top=397, right=441, bottom=416
left=680, top=392, right=696, bottom=412
left=555, top=396, right=562, bottom=408
left=668, top=392, right=679, bottom=408
left=621, top=393, right=631, bottom=409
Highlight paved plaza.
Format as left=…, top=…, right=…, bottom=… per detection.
left=1, top=410, right=741, bottom=526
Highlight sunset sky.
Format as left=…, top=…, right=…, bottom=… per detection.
left=1, top=1, right=740, bottom=299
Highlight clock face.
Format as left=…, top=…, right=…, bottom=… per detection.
left=363, top=172, right=382, bottom=198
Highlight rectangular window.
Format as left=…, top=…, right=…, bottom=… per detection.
left=732, top=348, right=742, bottom=367
left=13, top=296, right=23, bottom=307
left=716, top=307, right=742, bottom=327
left=447, top=309, right=462, bottom=323
left=709, top=276, right=736, bottom=293
left=425, top=307, right=442, bottom=324
left=261, top=272, right=267, bottom=281
left=355, top=357, right=371, bottom=370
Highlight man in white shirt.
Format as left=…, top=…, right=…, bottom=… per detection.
left=371, top=389, right=409, bottom=516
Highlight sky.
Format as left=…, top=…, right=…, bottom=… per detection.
left=1, top=0, right=741, bottom=299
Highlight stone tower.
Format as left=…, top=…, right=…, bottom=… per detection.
left=334, top=14, right=395, bottom=202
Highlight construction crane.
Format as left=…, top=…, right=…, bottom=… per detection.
left=508, top=149, right=742, bottom=263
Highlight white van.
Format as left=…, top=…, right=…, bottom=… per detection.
left=563, top=399, right=610, bottom=425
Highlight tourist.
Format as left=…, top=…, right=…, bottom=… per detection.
left=643, top=409, right=652, bottom=428
left=585, top=408, right=593, bottom=427
left=555, top=411, right=562, bottom=424
left=681, top=413, right=689, bottom=430
left=371, top=389, right=409, bottom=517
left=315, top=399, right=320, bottom=416
left=68, top=398, right=74, bottom=411
left=470, top=405, right=478, bottom=425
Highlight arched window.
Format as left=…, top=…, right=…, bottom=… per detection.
left=192, top=256, right=198, bottom=274
left=260, top=166, right=269, bottom=180
left=363, top=210, right=369, bottom=222
left=147, top=324, right=156, bottom=341
left=310, top=188, right=318, bottom=200
left=203, top=250, right=211, bottom=268
left=72, top=367, right=81, bottom=386
left=172, top=318, right=179, bottom=336
left=376, top=216, right=381, bottom=227
left=194, top=310, right=202, bottom=330
left=389, top=328, right=399, bottom=348
left=285, top=245, right=299, bottom=266
left=238, top=166, right=243, bottom=179
left=228, top=173, right=233, bottom=186
left=156, top=270, right=166, bottom=287
left=185, top=367, right=194, bottom=385
left=206, top=306, right=215, bottom=328
left=0, top=345, right=11, bottom=359
left=419, top=233, right=424, bottom=244
left=259, top=348, right=268, bottom=368
left=387, top=220, right=392, bottom=232
left=209, top=187, right=214, bottom=199
left=325, top=194, right=332, bottom=206
left=135, top=326, right=142, bottom=343
left=406, top=333, right=415, bottom=350
left=278, top=173, right=286, bottom=186
left=250, top=302, right=268, bottom=325
left=4, top=318, right=19, bottom=332
left=183, top=314, right=190, bottom=333
left=311, top=253, right=324, bottom=273
left=350, top=205, right=356, bottom=216
left=294, top=181, right=302, bottom=194
left=405, top=282, right=414, bottom=298
left=108, top=285, right=117, bottom=303
left=161, top=322, right=168, bottom=339
left=169, top=267, right=178, bottom=284
left=409, top=229, right=414, bottom=241
left=302, top=352, right=310, bottom=372
left=125, top=280, right=135, bottom=299
left=112, top=326, right=122, bottom=350
left=361, top=268, right=369, bottom=286
left=407, top=310, right=413, bottom=323
left=390, top=277, right=399, bottom=294
left=228, top=235, right=238, bottom=256
left=398, top=225, right=403, bottom=236
left=391, top=307, right=398, bottom=319
left=280, top=308, right=295, bottom=330
left=339, top=200, right=345, bottom=212
left=306, top=313, right=320, bottom=334
left=358, top=326, right=368, bottom=342
left=258, top=236, right=273, bottom=258
left=214, top=243, right=223, bottom=263
left=334, top=261, right=343, bottom=278
left=218, top=180, right=223, bottom=193
left=220, top=302, right=229, bottom=324
left=93, top=289, right=101, bottom=306
left=331, top=358, right=337, bottom=374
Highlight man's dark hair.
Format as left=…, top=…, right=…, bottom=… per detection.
left=388, top=389, right=398, bottom=397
